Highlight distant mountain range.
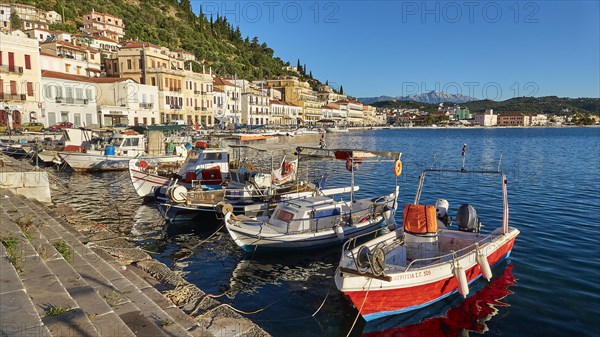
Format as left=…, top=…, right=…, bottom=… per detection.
left=358, top=91, right=477, bottom=104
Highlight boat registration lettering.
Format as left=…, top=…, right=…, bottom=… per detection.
left=393, top=270, right=431, bottom=281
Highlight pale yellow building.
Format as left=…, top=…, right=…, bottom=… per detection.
left=0, top=30, right=41, bottom=128
left=182, top=70, right=213, bottom=126
left=266, top=76, right=322, bottom=125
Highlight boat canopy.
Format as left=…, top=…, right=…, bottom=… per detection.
left=296, top=146, right=401, bottom=162
left=229, top=143, right=301, bottom=152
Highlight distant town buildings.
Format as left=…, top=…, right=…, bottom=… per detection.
left=1, top=5, right=593, bottom=130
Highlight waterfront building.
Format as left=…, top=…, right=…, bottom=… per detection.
left=271, top=100, right=301, bottom=126
left=73, top=34, right=120, bottom=56
left=474, top=109, right=498, bottom=126
left=454, top=107, right=472, bottom=120
left=40, top=40, right=102, bottom=77
left=498, top=113, right=531, bottom=126
left=0, top=30, right=41, bottom=129
left=334, top=100, right=364, bottom=126
left=95, top=77, right=159, bottom=127
left=363, top=105, right=378, bottom=125
left=40, top=70, right=98, bottom=128
left=321, top=104, right=347, bottom=125
left=266, top=76, right=322, bottom=125
left=530, top=114, right=548, bottom=126
left=82, top=9, right=124, bottom=42
left=183, top=69, right=213, bottom=126
left=233, top=80, right=270, bottom=126
left=213, top=77, right=242, bottom=126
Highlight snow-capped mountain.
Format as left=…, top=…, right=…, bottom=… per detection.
left=359, top=91, right=478, bottom=104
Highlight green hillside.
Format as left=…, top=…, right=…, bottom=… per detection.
left=13, top=0, right=320, bottom=82
left=373, top=97, right=600, bottom=115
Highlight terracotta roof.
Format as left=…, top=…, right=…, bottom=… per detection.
left=23, top=27, right=52, bottom=33
left=39, top=50, right=59, bottom=58
left=271, top=100, right=299, bottom=107
left=212, top=87, right=225, bottom=93
left=42, top=70, right=137, bottom=84
left=120, top=42, right=160, bottom=49
left=214, top=77, right=236, bottom=87
left=95, top=36, right=117, bottom=43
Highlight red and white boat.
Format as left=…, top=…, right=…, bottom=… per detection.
left=335, top=152, right=519, bottom=322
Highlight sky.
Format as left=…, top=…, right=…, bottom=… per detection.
left=193, top=1, right=600, bottom=100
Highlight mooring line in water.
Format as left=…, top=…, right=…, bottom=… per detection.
left=346, top=277, right=373, bottom=337
left=215, top=300, right=281, bottom=315
left=312, top=272, right=336, bottom=317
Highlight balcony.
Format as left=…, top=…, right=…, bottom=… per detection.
left=56, top=97, right=88, bottom=104
left=194, top=91, right=202, bottom=95
left=0, top=94, right=26, bottom=101
left=0, top=65, right=24, bottom=74
left=139, top=102, right=154, bottom=109
left=194, top=107, right=208, bottom=111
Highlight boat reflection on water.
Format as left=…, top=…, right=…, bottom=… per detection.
left=227, top=253, right=337, bottom=298
left=362, top=263, right=516, bottom=337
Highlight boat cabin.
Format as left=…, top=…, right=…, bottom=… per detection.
left=269, top=196, right=345, bottom=234
left=107, top=134, right=146, bottom=156
left=179, top=144, right=229, bottom=179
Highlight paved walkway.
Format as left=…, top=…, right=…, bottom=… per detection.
left=0, top=189, right=269, bottom=337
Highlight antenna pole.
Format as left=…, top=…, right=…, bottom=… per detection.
left=461, top=143, right=467, bottom=171
left=497, top=152, right=503, bottom=172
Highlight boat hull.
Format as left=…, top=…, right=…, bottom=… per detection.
left=336, top=229, right=519, bottom=321
left=61, top=152, right=184, bottom=172
left=227, top=217, right=386, bottom=253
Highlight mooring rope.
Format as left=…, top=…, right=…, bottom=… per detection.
left=346, top=277, right=373, bottom=337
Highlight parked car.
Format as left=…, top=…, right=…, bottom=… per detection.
left=17, top=122, right=45, bottom=132
left=111, top=123, right=129, bottom=131
left=47, top=121, right=74, bottom=132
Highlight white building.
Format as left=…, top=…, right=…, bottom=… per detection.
left=40, top=70, right=98, bottom=127
left=95, top=78, right=160, bottom=127
left=271, top=100, right=301, bottom=126
left=321, top=104, right=347, bottom=123
left=530, top=114, right=548, bottom=126
left=213, top=77, right=242, bottom=126
left=474, top=109, right=498, bottom=127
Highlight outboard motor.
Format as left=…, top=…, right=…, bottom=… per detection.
left=456, top=204, right=481, bottom=233
left=435, top=199, right=452, bottom=228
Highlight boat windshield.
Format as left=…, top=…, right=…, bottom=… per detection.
left=185, top=149, right=201, bottom=162
left=274, top=209, right=294, bottom=222
left=109, top=138, right=123, bottom=146
left=204, top=152, right=223, bottom=161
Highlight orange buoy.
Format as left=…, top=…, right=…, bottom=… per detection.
left=394, top=160, right=403, bottom=176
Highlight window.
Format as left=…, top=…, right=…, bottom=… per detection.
left=10, top=81, right=17, bottom=95
left=127, top=59, right=132, bottom=70
left=0, top=50, right=2, bottom=65
left=27, top=82, right=33, bottom=97
left=75, top=88, right=83, bottom=99
left=90, top=53, right=95, bottom=60
left=56, top=86, right=63, bottom=98
left=24, top=54, right=31, bottom=71
left=65, top=64, right=70, bottom=72
left=65, top=87, right=73, bottom=99
left=151, top=77, right=156, bottom=86
left=86, top=89, right=93, bottom=100
left=76, top=66, right=81, bottom=75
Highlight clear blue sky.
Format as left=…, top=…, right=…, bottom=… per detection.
left=193, top=1, right=600, bottom=100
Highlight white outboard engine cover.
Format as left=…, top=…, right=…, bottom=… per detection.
left=435, top=199, right=452, bottom=229
left=456, top=204, right=481, bottom=233
left=435, top=199, right=449, bottom=217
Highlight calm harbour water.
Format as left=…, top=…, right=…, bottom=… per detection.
left=51, top=127, right=600, bottom=337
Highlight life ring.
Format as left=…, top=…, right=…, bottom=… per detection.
left=346, top=159, right=358, bottom=172
left=138, top=160, right=149, bottom=170
left=394, top=160, right=403, bottom=176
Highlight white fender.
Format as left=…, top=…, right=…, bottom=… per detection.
left=454, top=264, right=469, bottom=298
left=477, top=251, right=493, bottom=281
left=383, top=208, right=396, bottom=231
left=334, top=225, right=344, bottom=240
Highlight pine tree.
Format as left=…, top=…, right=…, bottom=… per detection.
left=340, top=85, right=344, bottom=95
left=297, top=59, right=301, bottom=71
left=303, top=64, right=307, bottom=75
left=309, top=70, right=313, bottom=79
left=326, top=80, right=329, bottom=86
